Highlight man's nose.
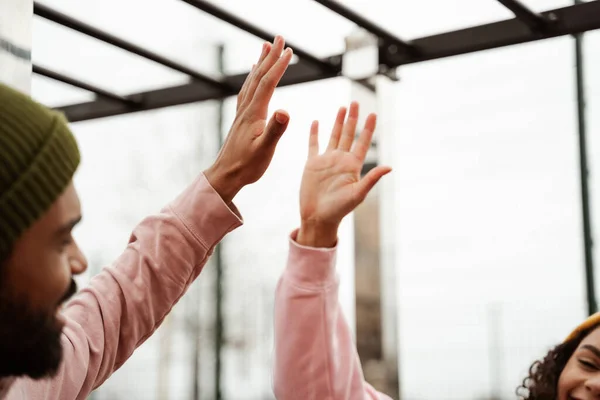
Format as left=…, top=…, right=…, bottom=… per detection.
left=69, top=243, right=88, bottom=275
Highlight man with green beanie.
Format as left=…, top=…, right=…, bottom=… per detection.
left=0, top=36, right=292, bottom=399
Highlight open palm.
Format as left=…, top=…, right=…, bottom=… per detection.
left=299, top=102, right=392, bottom=227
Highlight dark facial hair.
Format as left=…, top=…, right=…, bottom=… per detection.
left=0, top=279, right=77, bottom=379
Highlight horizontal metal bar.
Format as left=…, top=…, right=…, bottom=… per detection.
left=178, top=0, right=337, bottom=73
left=380, top=0, right=600, bottom=68
left=33, top=64, right=137, bottom=105
left=497, top=0, right=550, bottom=31
left=55, top=60, right=338, bottom=122
left=33, top=2, right=230, bottom=92
left=313, top=0, right=413, bottom=52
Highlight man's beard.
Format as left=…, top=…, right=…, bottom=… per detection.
left=0, top=279, right=77, bottom=379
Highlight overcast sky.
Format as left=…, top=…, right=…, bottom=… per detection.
left=24, top=0, right=600, bottom=399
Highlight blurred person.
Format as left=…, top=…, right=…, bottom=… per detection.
left=0, top=36, right=292, bottom=399
left=273, top=102, right=393, bottom=400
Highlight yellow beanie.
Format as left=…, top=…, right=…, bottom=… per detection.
left=565, top=312, right=600, bottom=342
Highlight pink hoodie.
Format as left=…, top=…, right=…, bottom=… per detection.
left=0, top=173, right=389, bottom=399
left=273, top=231, right=392, bottom=400
left=0, top=174, right=242, bottom=400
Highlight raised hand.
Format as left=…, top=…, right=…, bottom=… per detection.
left=296, top=102, right=392, bottom=248
left=204, top=36, right=293, bottom=203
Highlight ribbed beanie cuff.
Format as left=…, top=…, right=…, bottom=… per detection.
left=0, top=85, right=80, bottom=262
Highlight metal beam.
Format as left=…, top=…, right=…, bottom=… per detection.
left=313, top=0, right=414, bottom=53
left=55, top=58, right=339, bottom=122
left=379, top=0, right=600, bottom=68
left=33, top=65, right=137, bottom=105
left=497, top=0, right=552, bottom=32
left=33, top=2, right=230, bottom=91
left=178, top=0, right=338, bottom=74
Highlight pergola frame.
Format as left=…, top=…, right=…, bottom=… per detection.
left=33, top=1, right=600, bottom=122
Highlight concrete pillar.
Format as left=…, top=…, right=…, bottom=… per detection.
left=344, top=29, right=400, bottom=399
left=0, top=0, right=32, bottom=93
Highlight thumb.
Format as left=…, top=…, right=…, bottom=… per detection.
left=262, top=110, right=290, bottom=145
left=355, top=165, right=392, bottom=200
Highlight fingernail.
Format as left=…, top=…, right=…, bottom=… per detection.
left=276, top=112, right=288, bottom=124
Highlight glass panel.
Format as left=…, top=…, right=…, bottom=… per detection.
left=34, top=0, right=254, bottom=95
left=31, top=74, right=94, bottom=106
left=392, top=36, right=585, bottom=398
left=37, top=0, right=234, bottom=75
left=33, top=17, right=190, bottom=95
left=202, top=0, right=356, bottom=74
left=336, top=0, right=571, bottom=40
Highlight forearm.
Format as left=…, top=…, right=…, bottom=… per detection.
left=37, top=173, right=242, bottom=398
left=273, top=231, right=391, bottom=400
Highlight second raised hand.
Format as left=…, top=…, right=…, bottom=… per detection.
left=296, top=102, right=392, bottom=248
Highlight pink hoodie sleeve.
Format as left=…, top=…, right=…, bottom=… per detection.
left=273, top=230, right=392, bottom=400
left=12, top=173, right=242, bottom=400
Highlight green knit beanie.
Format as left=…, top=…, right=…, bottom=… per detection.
left=0, top=83, right=80, bottom=262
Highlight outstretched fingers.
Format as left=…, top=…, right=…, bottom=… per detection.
left=308, top=121, right=319, bottom=158
left=326, top=107, right=347, bottom=151
left=249, top=46, right=293, bottom=117
left=338, top=102, right=359, bottom=152
left=355, top=165, right=392, bottom=200
left=243, top=37, right=284, bottom=108
left=237, top=42, right=271, bottom=110
left=352, top=113, right=377, bottom=162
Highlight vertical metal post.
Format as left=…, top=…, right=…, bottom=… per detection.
left=214, top=43, right=226, bottom=400
left=573, top=0, right=597, bottom=316
left=157, top=317, right=173, bottom=400
left=192, top=310, right=200, bottom=400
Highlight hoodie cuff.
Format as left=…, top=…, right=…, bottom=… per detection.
left=169, top=173, right=243, bottom=249
left=285, top=228, right=338, bottom=288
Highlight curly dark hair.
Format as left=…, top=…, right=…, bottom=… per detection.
left=516, top=322, right=600, bottom=400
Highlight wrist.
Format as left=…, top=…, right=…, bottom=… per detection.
left=297, top=220, right=339, bottom=248
left=204, top=164, right=243, bottom=204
